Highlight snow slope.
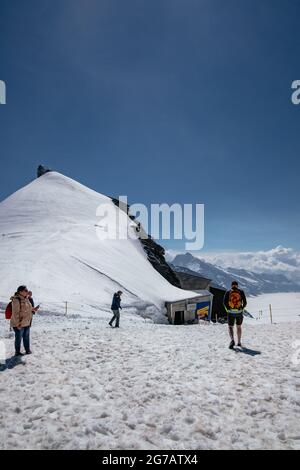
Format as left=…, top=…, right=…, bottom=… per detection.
left=246, top=293, right=300, bottom=324
left=0, top=172, right=203, bottom=320
left=0, top=313, right=299, bottom=450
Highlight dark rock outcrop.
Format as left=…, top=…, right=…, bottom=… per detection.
left=37, top=165, right=52, bottom=178
left=110, top=197, right=181, bottom=288
left=140, top=236, right=181, bottom=288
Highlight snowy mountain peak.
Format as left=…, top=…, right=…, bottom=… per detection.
left=0, top=172, right=200, bottom=320
left=0, top=171, right=110, bottom=229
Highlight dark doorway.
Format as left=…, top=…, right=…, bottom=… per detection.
left=210, top=286, right=227, bottom=322
left=174, top=311, right=184, bottom=325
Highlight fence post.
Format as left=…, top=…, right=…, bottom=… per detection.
left=65, top=301, right=68, bottom=316
left=269, top=304, right=273, bottom=324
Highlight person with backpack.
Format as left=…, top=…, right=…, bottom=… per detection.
left=224, top=281, right=247, bottom=349
left=9, top=286, right=39, bottom=356
left=109, top=291, right=123, bottom=328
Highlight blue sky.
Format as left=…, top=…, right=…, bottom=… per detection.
left=0, top=0, right=300, bottom=252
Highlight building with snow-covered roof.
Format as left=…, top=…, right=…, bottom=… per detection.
left=172, top=268, right=227, bottom=322
left=165, top=291, right=213, bottom=325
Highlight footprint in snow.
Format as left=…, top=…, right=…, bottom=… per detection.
left=46, top=406, right=57, bottom=414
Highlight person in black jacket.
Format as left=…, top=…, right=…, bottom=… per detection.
left=28, top=291, right=34, bottom=308
left=28, top=291, right=35, bottom=327
left=109, top=291, right=123, bottom=328
left=223, top=281, right=247, bottom=349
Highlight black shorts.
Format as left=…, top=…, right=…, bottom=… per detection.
left=228, top=313, right=244, bottom=326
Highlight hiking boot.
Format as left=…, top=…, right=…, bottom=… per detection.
left=15, top=352, right=24, bottom=357
left=229, top=340, right=235, bottom=350
left=25, top=350, right=32, bottom=355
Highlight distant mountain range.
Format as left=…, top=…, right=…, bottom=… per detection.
left=171, top=252, right=300, bottom=296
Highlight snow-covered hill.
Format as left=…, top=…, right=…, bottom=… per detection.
left=172, top=253, right=300, bottom=296
left=0, top=172, right=198, bottom=320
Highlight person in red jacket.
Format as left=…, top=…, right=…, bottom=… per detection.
left=224, top=281, right=247, bottom=349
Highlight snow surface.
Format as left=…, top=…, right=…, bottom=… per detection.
left=247, top=293, right=300, bottom=324
left=0, top=311, right=299, bottom=450
left=0, top=172, right=207, bottom=321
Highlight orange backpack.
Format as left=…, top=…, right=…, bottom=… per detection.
left=228, top=290, right=242, bottom=310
